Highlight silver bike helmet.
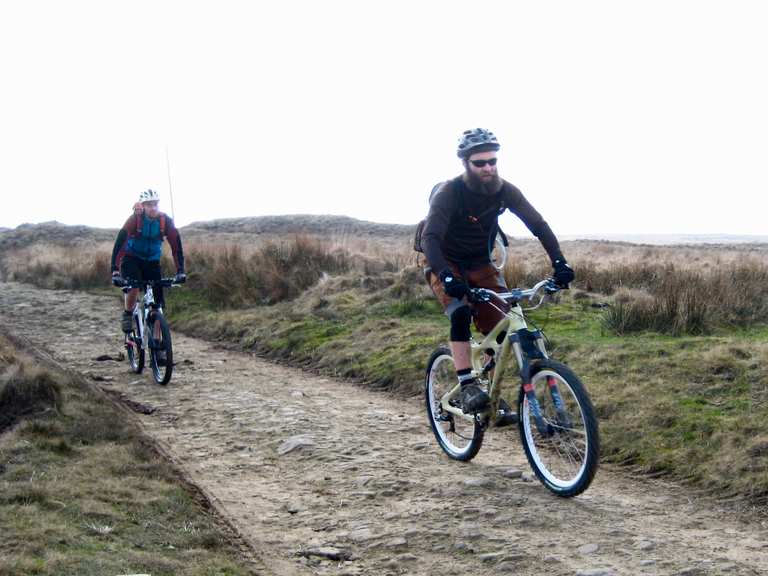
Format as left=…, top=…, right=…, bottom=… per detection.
left=457, top=128, right=500, bottom=158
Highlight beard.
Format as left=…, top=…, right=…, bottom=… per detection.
left=465, top=169, right=501, bottom=196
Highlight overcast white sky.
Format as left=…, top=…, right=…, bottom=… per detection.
left=1, top=1, right=766, bottom=237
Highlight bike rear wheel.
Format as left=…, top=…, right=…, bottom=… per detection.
left=425, top=347, right=484, bottom=461
left=517, top=360, right=599, bottom=497
left=125, top=314, right=144, bottom=374
left=148, top=312, right=173, bottom=385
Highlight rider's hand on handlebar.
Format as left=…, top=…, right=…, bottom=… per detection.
left=174, top=271, right=187, bottom=284
left=552, top=258, right=575, bottom=289
left=111, top=271, right=124, bottom=286
left=439, top=268, right=469, bottom=299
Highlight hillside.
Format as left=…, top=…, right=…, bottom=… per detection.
left=183, top=214, right=415, bottom=238
left=0, top=221, right=117, bottom=250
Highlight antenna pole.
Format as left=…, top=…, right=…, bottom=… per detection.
left=165, top=146, right=176, bottom=220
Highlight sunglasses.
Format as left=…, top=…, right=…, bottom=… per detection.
left=469, top=158, right=498, bottom=168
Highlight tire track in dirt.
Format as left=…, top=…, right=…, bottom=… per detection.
left=1, top=282, right=767, bottom=576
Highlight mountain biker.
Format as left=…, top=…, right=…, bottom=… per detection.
left=420, top=128, right=574, bottom=415
left=110, top=189, right=186, bottom=345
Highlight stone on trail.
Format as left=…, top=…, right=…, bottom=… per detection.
left=479, top=552, right=505, bottom=562
left=578, top=543, right=600, bottom=555
left=396, top=554, right=418, bottom=562
left=348, top=528, right=375, bottom=543
left=575, top=569, right=615, bottom=576
left=277, top=435, right=315, bottom=455
left=297, top=547, right=352, bottom=561
left=636, top=540, right=655, bottom=551
left=463, top=477, right=493, bottom=488
left=501, top=468, right=524, bottom=479
left=382, top=537, right=407, bottom=549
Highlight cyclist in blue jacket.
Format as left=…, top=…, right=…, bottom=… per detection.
left=110, top=189, right=186, bottom=335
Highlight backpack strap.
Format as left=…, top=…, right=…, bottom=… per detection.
left=134, top=213, right=166, bottom=238
left=451, top=176, right=468, bottom=218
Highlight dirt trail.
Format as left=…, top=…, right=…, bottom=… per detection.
left=1, top=281, right=767, bottom=576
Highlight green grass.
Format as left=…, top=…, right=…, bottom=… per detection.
left=0, top=336, right=253, bottom=575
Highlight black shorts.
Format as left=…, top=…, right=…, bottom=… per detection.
left=120, top=255, right=165, bottom=307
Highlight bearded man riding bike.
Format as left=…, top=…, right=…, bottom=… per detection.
left=110, top=189, right=186, bottom=337
left=421, top=128, right=574, bottom=415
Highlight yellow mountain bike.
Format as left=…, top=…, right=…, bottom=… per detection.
left=425, top=279, right=600, bottom=497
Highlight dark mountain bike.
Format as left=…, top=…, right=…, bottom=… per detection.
left=114, top=277, right=182, bottom=385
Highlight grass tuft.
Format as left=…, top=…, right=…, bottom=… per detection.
left=0, top=364, right=62, bottom=432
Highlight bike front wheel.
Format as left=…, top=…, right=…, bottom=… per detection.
left=148, top=312, right=173, bottom=385
left=517, top=360, right=599, bottom=497
left=425, top=347, right=484, bottom=461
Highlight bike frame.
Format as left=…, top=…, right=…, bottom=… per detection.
left=438, top=280, right=554, bottom=427
left=126, top=283, right=165, bottom=352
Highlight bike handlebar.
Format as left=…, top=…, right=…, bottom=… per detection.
left=468, top=278, right=561, bottom=307
left=113, top=277, right=183, bottom=292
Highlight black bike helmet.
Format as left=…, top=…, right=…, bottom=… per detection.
left=457, top=128, right=500, bottom=158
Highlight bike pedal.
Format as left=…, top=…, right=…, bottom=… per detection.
left=495, top=410, right=518, bottom=428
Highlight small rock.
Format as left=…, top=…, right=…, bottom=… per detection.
left=637, top=540, right=655, bottom=551
left=576, top=569, right=615, bottom=576
left=463, top=477, right=492, bottom=488
left=348, top=528, right=374, bottom=543
left=578, top=543, right=600, bottom=555
left=297, top=547, right=351, bottom=561
left=501, top=468, right=524, bottom=479
left=396, top=553, right=418, bottom=562
left=544, top=555, right=561, bottom=563
left=479, top=552, right=505, bottom=563
left=640, top=560, right=657, bottom=566
left=496, top=562, right=518, bottom=572
left=285, top=502, right=303, bottom=514
left=123, top=399, right=156, bottom=415
left=454, top=541, right=470, bottom=551
left=291, top=390, right=305, bottom=397
left=277, top=435, right=314, bottom=455
left=383, top=537, right=407, bottom=549
left=520, top=473, right=534, bottom=483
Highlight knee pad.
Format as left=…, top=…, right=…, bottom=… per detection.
left=449, top=305, right=472, bottom=342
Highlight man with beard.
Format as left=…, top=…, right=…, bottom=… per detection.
left=420, top=128, right=574, bottom=415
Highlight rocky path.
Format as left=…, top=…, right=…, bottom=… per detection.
left=1, top=281, right=767, bottom=576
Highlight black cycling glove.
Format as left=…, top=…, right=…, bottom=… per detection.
left=552, top=258, right=575, bottom=288
left=439, top=268, right=469, bottom=299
